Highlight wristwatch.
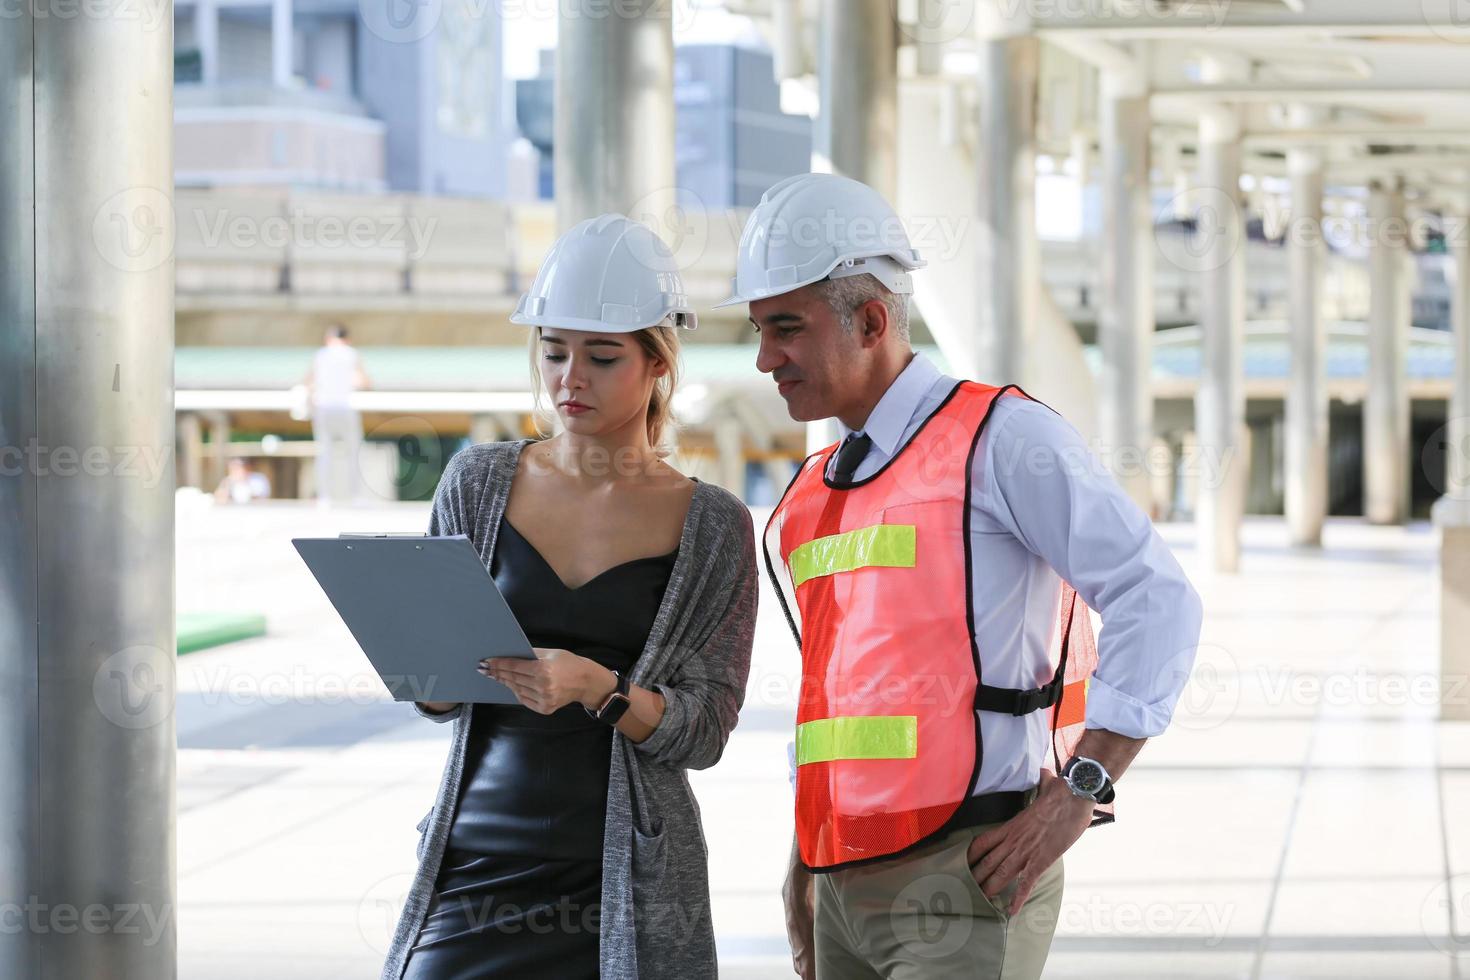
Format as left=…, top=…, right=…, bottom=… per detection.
left=585, top=670, right=632, bottom=726
left=1060, top=756, right=1116, bottom=804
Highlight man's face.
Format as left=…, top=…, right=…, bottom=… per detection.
left=750, top=283, right=862, bottom=422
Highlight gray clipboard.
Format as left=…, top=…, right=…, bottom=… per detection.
left=292, top=533, right=535, bottom=704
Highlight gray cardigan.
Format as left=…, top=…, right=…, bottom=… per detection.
left=379, top=439, right=758, bottom=980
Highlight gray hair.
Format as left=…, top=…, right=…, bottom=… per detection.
left=816, top=273, right=910, bottom=344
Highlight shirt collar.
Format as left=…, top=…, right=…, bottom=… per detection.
left=837, top=352, right=943, bottom=457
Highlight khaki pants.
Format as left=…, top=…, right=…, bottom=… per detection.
left=813, top=823, right=1064, bottom=980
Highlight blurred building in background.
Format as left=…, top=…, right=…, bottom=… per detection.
left=172, top=0, right=505, bottom=196
left=166, top=2, right=1467, bottom=527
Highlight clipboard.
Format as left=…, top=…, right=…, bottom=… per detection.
left=292, top=533, right=535, bottom=704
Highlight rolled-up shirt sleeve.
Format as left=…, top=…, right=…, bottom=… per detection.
left=978, top=398, right=1204, bottom=739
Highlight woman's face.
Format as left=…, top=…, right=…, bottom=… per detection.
left=537, top=328, right=664, bottom=438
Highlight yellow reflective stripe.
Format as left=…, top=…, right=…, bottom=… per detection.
left=788, top=524, right=916, bottom=588
left=796, top=716, right=918, bottom=766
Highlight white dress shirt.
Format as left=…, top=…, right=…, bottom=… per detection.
left=787, top=352, right=1203, bottom=796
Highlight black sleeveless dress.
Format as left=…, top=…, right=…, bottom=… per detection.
left=401, top=517, right=677, bottom=980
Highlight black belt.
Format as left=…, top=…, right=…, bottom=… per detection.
left=949, top=786, right=1038, bottom=829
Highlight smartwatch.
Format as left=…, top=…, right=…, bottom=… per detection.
left=1060, top=756, right=1116, bottom=804
left=586, top=670, right=632, bottom=726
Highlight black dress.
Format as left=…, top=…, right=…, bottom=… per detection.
left=401, top=517, right=678, bottom=980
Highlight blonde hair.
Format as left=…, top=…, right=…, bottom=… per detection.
left=528, top=322, right=683, bottom=454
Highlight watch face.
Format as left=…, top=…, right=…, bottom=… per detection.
left=1069, top=760, right=1105, bottom=796
left=600, top=692, right=631, bottom=720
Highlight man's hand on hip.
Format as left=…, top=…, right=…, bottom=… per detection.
left=965, top=771, right=1094, bottom=915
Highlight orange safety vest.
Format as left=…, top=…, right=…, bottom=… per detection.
left=765, top=381, right=1108, bottom=872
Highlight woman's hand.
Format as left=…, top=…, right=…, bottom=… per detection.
left=481, top=647, right=615, bottom=715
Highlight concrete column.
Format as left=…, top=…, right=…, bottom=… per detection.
left=177, top=412, right=204, bottom=490
left=713, top=415, right=747, bottom=497
left=494, top=412, right=524, bottom=440
left=722, top=392, right=797, bottom=497
left=1365, top=179, right=1411, bottom=525
left=1435, top=208, right=1470, bottom=720
left=771, top=0, right=805, bottom=81
left=1179, top=430, right=1200, bottom=517
left=469, top=413, right=500, bottom=447
left=914, top=0, right=950, bottom=77
left=974, top=18, right=1039, bottom=385
left=811, top=0, right=896, bottom=450
left=206, top=410, right=232, bottom=492
left=195, top=0, right=218, bottom=85
left=1195, top=104, right=1248, bottom=573
left=1441, top=527, right=1470, bottom=720
left=1150, top=436, right=1174, bottom=521
left=1443, top=211, right=1470, bottom=507
left=1097, top=69, right=1154, bottom=511
left=816, top=0, right=897, bottom=199
left=1285, top=106, right=1329, bottom=546
left=271, top=0, right=292, bottom=88
left=555, top=0, right=675, bottom=231
left=0, top=8, right=176, bottom=978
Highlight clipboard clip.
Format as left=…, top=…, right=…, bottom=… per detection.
left=338, top=532, right=429, bottom=539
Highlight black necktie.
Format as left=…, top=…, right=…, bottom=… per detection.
left=831, top=432, right=872, bottom=483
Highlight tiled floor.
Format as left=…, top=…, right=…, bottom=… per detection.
left=172, top=500, right=1470, bottom=979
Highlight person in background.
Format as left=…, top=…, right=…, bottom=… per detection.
left=213, top=457, right=270, bottom=504
left=304, top=323, right=370, bottom=506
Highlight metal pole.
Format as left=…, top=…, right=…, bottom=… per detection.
left=974, top=25, right=1039, bottom=385
left=555, top=0, right=675, bottom=232
left=713, top=415, right=747, bottom=497
left=771, top=0, right=805, bottom=81
left=1097, top=68, right=1154, bottom=511
left=915, top=0, right=948, bottom=77
left=207, top=410, right=232, bottom=492
left=195, top=0, right=219, bottom=85
left=469, top=413, right=500, bottom=447
left=811, top=0, right=897, bottom=449
left=0, top=8, right=177, bottom=978
left=271, top=0, right=292, bottom=88
left=1365, top=178, right=1410, bottom=525
left=1285, top=106, right=1329, bottom=545
left=1447, top=212, right=1470, bottom=504
left=177, top=413, right=204, bottom=490
left=1195, top=103, right=1247, bottom=573
left=816, top=0, right=897, bottom=199
left=1434, top=203, right=1470, bottom=721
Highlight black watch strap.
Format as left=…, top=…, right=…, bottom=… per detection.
left=587, top=670, right=632, bottom=726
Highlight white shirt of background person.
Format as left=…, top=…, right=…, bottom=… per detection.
left=310, top=343, right=363, bottom=410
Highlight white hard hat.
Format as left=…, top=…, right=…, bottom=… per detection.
left=511, top=214, right=698, bottom=333
left=714, top=173, right=926, bottom=309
